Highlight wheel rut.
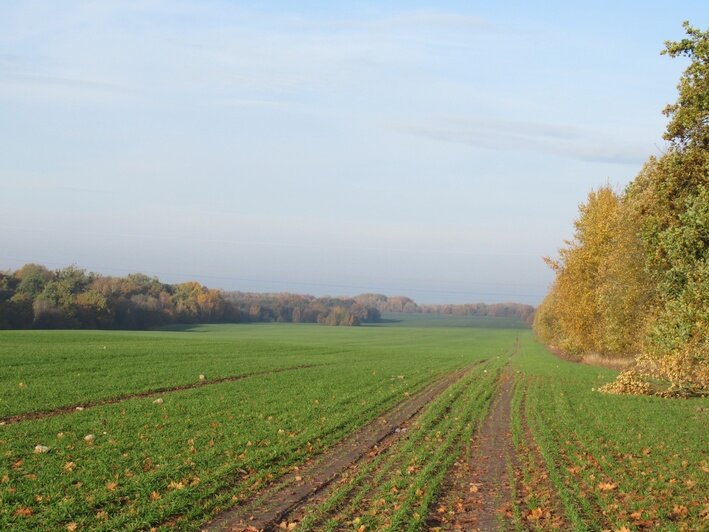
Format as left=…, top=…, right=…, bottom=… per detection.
left=202, top=362, right=483, bottom=532
left=0, top=364, right=324, bottom=426
left=428, top=365, right=517, bottom=530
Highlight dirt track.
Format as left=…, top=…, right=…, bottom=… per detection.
left=427, top=371, right=516, bottom=531
left=0, top=364, right=323, bottom=426
left=202, top=363, right=482, bottom=532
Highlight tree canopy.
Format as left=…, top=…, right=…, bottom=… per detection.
left=534, top=22, right=709, bottom=396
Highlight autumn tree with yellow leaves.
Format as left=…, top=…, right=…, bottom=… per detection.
left=535, top=22, right=708, bottom=397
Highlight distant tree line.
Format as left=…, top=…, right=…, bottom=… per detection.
left=0, top=264, right=234, bottom=329
left=352, top=294, right=535, bottom=324
left=0, top=265, right=385, bottom=329
left=0, top=265, right=535, bottom=330
left=223, top=292, right=380, bottom=326
left=534, top=23, right=708, bottom=397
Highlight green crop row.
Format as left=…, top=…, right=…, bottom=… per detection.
left=0, top=324, right=519, bottom=530
left=510, top=337, right=708, bottom=531
left=297, top=357, right=506, bottom=531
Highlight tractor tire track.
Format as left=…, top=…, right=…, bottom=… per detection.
left=0, top=364, right=325, bottom=426
left=428, top=370, right=517, bottom=531
left=202, top=361, right=485, bottom=532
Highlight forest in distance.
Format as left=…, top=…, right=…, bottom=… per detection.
left=0, top=262, right=534, bottom=330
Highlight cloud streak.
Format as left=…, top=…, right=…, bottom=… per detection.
left=397, top=117, right=655, bottom=165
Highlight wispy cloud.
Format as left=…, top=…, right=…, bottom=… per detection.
left=0, top=72, right=119, bottom=90
left=397, top=117, right=654, bottom=165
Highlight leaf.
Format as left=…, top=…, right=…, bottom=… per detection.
left=597, top=482, right=617, bottom=491
left=106, top=482, right=118, bottom=491
left=14, top=507, right=34, bottom=517
left=527, top=507, right=543, bottom=521
left=672, top=505, right=688, bottom=518
left=469, top=483, right=479, bottom=493
left=66, top=523, right=78, bottom=531
left=150, top=491, right=161, bottom=501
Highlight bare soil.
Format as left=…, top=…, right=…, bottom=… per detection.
left=202, top=364, right=480, bottom=532
left=427, top=371, right=517, bottom=531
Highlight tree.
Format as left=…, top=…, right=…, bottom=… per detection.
left=661, top=22, right=709, bottom=148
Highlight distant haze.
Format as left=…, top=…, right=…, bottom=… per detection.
left=1, top=1, right=705, bottom=305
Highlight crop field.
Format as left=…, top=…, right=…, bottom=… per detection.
left=1, top=318, right=707, bottom=531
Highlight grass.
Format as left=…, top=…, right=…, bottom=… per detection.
left=0, top=321, right=520, bottom=530
left=296, top=358, right=505, bottom=531
left=375, top=312, right=530, bottom=329
left=510, top=336, right=709, bottom=531
left=1, top=317, right=706, bottom=531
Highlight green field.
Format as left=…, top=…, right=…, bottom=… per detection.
left=0, top=319, right=706, bottom=531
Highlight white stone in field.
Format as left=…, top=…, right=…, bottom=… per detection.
left=153, top=398, right=164, bottom=404
left=75, top=406, right=84, bottom=411
left=199, top=374, right=206, bottom=381
left=34, top=445, right=50, bottom=454
left=84, top=434, right=95, bottom=443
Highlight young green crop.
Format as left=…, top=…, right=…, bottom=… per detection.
left=511, top=336, right=709, bottom=530
left=297, top=358, right=505, bottom=531
left=0, top=323, right=521, bottom=530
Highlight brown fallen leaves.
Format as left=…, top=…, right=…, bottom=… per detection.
left=14, top=507, right=34, bottom=517
left=598, top=482, right=618, bottom=492
left=526, top=507, right=552, bottom=521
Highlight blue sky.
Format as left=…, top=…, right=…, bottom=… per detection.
left=0, top=1, right=706, bottom=304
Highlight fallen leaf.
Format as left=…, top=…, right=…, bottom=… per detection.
left=14, top=507, right=33, bottom=517
left=527, top=507, right=543, bottom=521
left=106, top=482, right=118, bottom=491
left=66, top=523, right=78, bottom=531
left=598, top=482, right=617, bottom=491
left=150, top=491, right=161, bottom=501
left=672, top=505, right=688, bottom=518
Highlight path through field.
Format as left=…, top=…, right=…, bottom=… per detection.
left=203, top=364, right=478, bottom=531
left=0, top=364, right=324, bottom=426
left=427, top=371, right=516, bottom=531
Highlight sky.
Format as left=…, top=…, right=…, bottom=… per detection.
left=0, top=1, right=706, bottom=304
